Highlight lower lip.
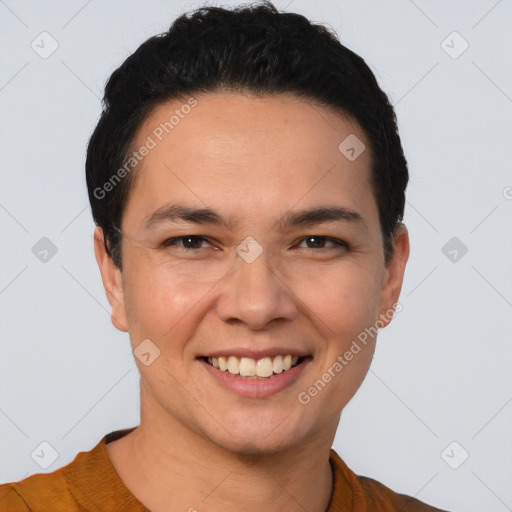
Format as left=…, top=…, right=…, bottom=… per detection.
left=199, top=358, right=311, bottom=398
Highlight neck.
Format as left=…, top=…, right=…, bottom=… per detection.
left=107, top=386, right=337, bottom=512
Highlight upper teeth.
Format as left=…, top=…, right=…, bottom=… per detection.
left=207, top=355, right=300, bottom=378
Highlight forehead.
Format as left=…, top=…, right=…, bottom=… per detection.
left=136, top=91, right=369, bottom=160
left=124, top=92, right=376, bottom=230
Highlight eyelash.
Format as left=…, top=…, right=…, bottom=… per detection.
left=162, top=235, right=349, bottom=251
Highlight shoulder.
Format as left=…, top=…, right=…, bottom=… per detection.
left=356, top=475, right=450, bottom=511
left=0, top=483, right=30, bottom=511
left=0, top=469, right=73, bottom=511
left=0, top=433, right=121, bottom=512
left=329, top=449, right=452, bottom=512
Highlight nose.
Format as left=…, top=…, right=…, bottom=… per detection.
left=215, top=249, right=298, bottom=330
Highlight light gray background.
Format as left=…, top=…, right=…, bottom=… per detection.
left=1, top=0, right=511, bottom=510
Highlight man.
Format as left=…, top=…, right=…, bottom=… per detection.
left=0, top=2, right=453, bottom=510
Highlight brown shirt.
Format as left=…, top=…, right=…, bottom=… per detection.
left=0, top=429, right=450, bottom=511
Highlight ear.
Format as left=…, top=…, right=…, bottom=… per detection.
left=93, top=226, right=129, bottom=332
left=377, top=224, right=410, bottom=327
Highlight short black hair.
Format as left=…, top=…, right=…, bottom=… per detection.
left=86, top=0, right=408, bottom=268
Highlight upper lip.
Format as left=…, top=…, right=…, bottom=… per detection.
left=198, top=348, right=311, bottom=359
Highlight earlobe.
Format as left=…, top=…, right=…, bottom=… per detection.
left=377, top=224, right=410, bottom=328
left=93, top=227, right=129, bottom=332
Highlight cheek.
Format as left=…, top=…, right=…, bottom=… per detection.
left=290, top=261, right=383, bottom=342
left=122, top=257, right=214, bottom=344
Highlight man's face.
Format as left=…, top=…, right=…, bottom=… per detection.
left=97, top=92, right=408, bottom=453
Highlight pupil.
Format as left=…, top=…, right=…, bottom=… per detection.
left=185, top=237, right=200, bottom=248
left=307, top=236, right=323, bottom=248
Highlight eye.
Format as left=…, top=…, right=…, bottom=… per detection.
left=161, top=235, right=348, bottom=252
left=295, top=236, right=349, bottom=250
left=162, top=236, right=212, bottom=250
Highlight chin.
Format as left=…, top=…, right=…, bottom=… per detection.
left=201, top=411, right=316, bottom=456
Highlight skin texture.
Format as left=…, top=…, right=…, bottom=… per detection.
left=94, top=92, right=410, bottom=512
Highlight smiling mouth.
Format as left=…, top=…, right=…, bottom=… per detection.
left=202, top=355, right=308, bottom=379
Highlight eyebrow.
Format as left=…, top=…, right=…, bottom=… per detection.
left=145, top=204, right=232, bottom=230
left=144, top=203, right=365, bottom=231
left=276, top=206, right=364, bottom=231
